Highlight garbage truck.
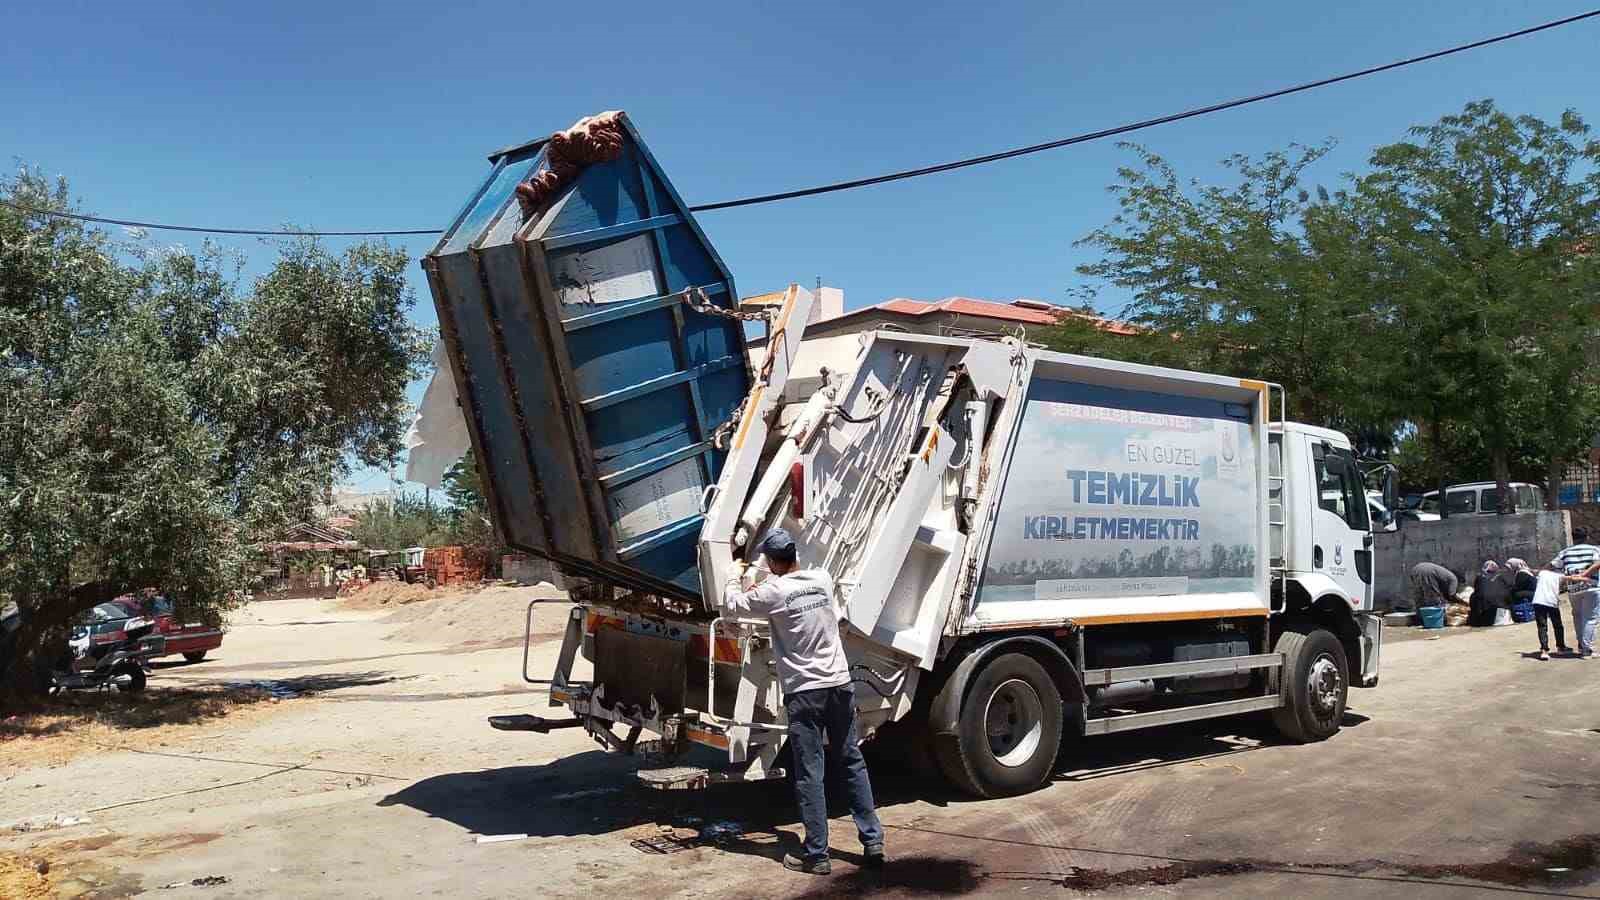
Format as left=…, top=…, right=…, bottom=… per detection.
left=424, top=112, right=1383, bottom=798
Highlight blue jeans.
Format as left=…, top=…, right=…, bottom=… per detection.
left=784, top=684, right=883, bottom=860
left=1573, top=590, right=1600, bottom=654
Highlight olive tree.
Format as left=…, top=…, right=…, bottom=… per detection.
left=0, top=169, right=431, bottom=701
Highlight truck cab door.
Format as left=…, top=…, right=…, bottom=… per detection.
left=1309, top=443, right=1373, bottom=609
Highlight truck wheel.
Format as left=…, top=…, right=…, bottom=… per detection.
left=1271, top=626, right=1347, bottom=743
left=113, top=667, right=147, bottom=694
left=935, top=653, right=1062, bottom=798
left=183, top=651, right=207, bottom=663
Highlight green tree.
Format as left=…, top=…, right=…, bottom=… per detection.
left=0, top=169, right=432, bottom=701
left=1065, top=141, right=1397, bottom=440
left=441, top=450, right=501, bottom=559
left=1356, top=101, right=1600, bottom=511
left=348, top=492, right=441, bottom=552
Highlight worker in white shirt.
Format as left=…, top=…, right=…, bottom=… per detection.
left=721, top=529, right=885, bottom=875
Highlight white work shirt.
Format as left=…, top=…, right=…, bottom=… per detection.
left=721, top=567, right=851, bottom=695
left=1533, top=570, right=1563, bottom=608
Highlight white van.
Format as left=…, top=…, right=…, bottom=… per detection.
left=1417, top=482, right=1544, bottom=517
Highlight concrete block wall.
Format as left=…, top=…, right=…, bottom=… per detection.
left=1372, top=510, right=1571, bottom=609
left=501, top=553, right=563, bottom=588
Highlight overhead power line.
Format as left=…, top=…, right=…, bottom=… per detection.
left=3, top=8, right=1597, bottom=235
left=0, top=200, right=440, bottom=236
left=689, top=8, right=1600, bottom=211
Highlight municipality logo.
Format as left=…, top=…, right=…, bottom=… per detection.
left=1334, top=544, right=1343, bottom=566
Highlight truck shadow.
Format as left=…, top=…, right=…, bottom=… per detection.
left=376, top=710, right=1373, bottom=844
left=1051, top=710, right=1368, bottom=783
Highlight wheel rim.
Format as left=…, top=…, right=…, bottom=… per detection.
left=983, top=678, right=1044, bottom=767
left=1306, top=653, right=1343, bottom=721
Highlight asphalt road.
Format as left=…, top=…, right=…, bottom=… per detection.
left=3, top=595, right=1596, bottom=898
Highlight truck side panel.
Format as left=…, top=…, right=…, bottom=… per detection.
left=966, top=357, right=1270, bottom=629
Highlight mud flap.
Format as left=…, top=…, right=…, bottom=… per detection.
left=1356, top=612, right=1382, bottom=688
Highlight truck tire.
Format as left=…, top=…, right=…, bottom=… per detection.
left=934, top=653, right=1062, bottom=798
left=1271, top=626, right=1347, bottom=743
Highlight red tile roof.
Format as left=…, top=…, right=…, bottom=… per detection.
left=833, top=296, right=1138, bottom=333
left=875, top=297, right=1058, bottom=325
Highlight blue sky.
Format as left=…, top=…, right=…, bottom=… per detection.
left=6, top=1, right=1596, bottom=492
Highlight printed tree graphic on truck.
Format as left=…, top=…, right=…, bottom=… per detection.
left=984, top=542, right=1255, bottom=586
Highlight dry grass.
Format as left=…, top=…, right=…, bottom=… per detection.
left=1, top=686, right=287, bottom=772
left=0, top=852, right=53, bottom=900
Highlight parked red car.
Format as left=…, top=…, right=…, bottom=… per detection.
left=111, top=592, right=224, bottom=663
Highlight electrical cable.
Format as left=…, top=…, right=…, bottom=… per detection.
left=0, top=198, right=441, bottom=236
left=689, top=8, right=1600, bottom=211
left=0, top=10, right=1593, bottom=236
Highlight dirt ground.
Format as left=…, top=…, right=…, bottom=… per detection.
left=1, top=593, right=1596, bottom=898
left=1, top=686, right=287, bottom=773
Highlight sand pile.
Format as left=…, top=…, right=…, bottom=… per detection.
left=337, top=580, right=456, bottom=610
left=378, top=582, right=573, bottom=648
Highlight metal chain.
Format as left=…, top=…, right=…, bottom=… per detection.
left=679, top=286, right=773, bottom=322
left=710, top=397, right=744, bottom=450
left=681, top=286, right=775, bottom=449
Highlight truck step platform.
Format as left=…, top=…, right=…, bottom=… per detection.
left=637, top=765, right=712, bottom=791
left=487, top=714, right=583, bottom=733
left=636, top=763, right=789, bottom=791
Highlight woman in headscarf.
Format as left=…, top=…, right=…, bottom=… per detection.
left=1507, top=558, right=1538, bottom=622
left=1470, top=559, right=1511, bottom=626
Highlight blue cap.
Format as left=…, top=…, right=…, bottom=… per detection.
left=758, top=528, right=797, bottom=562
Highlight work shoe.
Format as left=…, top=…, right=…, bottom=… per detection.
left=863, top=844, right=887, bottom=868
left=783, top=853, right=831, bottom=875
left=1558, top=646, right=1574, bottom=654
left=1537, top=650, right=1550, bottom=661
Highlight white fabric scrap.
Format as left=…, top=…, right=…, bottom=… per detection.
left=403, top=340, right=472, bottom=489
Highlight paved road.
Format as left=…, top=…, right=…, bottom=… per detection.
left=4, top=596, right=1596, bottom=898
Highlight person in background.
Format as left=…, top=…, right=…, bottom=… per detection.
left=1408, top=561, right=1458, bottom=611
left=1552, top=526, right=1600, bottom=577
left=1551, top=526, right=1600, bottom=658
left=720, top=528, right=885, bottom=875
left=1563, top=558, right=1600, bottom=659
left=1469, top=560, right=1510, bottom=627
left=1506, top=558, right=1539, bottom=624
left=1528, top=562, right=1575, bottom=660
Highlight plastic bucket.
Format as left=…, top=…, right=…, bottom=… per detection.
left=1419, top=606, right=1446, bottom=629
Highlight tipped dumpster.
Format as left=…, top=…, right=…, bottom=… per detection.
left=423, top=112, right=750, bottom=598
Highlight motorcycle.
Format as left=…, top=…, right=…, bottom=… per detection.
left=50, top=606, right=166, bottom=694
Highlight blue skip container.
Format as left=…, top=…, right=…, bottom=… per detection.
left=1419, top=606, right=1446, bottom=629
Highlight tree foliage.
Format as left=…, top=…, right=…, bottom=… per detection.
left=1056, top=101, right=1600, bottom=506
left=345, top=451, right=499, bottom=558
left=347, top=493, right=444, bottom=552
left=0, top=168, right=432, bottom=699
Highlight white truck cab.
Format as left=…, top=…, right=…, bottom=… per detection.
left=1273, top=423, right=1382, bottom=688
